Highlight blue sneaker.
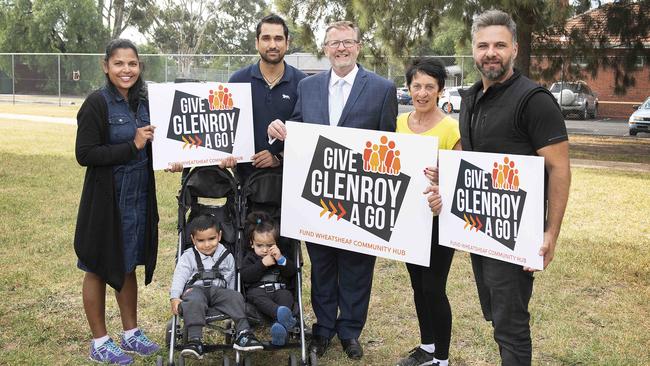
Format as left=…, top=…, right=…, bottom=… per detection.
left=270, top=322, right=288, bottom=346
left=120, top=329, right=160, bottom=356
left=276, top=306, right=297, bottom=330
left=89, top=338, right=133, bottom=365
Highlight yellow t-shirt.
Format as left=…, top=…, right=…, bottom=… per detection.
left=395, top=113, right=460, bottom=150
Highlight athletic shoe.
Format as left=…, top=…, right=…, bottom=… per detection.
left=180, top=339, right=204, bottom=360
left=276, top=306, right=297, bottom=330
left=270, top=322, right=288, bottom=346
left=89, top=338, right=134, bottom=365
left=120, top=329, right=160, bottom=356
left=395, top=346, right=435, bottom=366
left=233, top=331, right=264, bottom=351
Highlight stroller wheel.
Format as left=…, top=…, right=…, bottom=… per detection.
left=308, top=351, right=318, bottom=366
left=288, top=353, right=299, bottom=366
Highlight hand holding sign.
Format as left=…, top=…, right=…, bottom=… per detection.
left=134, top=125, right=155, bottom=150
left=267, top=119, right=287, bottom=142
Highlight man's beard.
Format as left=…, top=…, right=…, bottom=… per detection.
left=260, top=50, right=284, bottom=65
left=476, top=55, right=514, bottom=81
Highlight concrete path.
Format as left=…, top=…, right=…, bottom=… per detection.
left=0, top=113, right=75, bottom=125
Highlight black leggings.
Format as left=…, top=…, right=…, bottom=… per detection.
left=405, top=220, right=455, bottom=360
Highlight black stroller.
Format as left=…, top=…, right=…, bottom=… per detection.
left=238, top=167, right=317, bottom=366
left=161, top=165, right=247, bottom=366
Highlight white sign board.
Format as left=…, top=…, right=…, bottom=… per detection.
left=148, top=82, right=255, bottom=170
left=281, top=121, right=438, bottom=266
left=439, top=150, right=545, bottom=270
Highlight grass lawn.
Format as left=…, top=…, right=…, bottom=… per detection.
left=0, top=118, right=649, bottom=365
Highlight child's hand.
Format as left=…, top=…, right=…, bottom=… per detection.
left=262, top=254, right=276, bottom=267
left=171, top=298, right=182, bottom=315
left=269, top=245, right=283, bottom=260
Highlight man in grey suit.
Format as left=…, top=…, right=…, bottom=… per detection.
left=268, top=20, right=397, bottom=360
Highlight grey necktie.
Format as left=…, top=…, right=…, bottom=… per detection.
left=329, top=79, right=346, bottom=126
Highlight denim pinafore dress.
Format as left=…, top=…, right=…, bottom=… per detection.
left=102, top=86, right=150, bottom=273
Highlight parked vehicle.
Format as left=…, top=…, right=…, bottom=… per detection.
left=629, top=97, right=650, bottom=136
left=549, top=81, right=599, bottom=120
left=397, top=87, right=412, bottom=105
left=438, top=87, right=463, bottom=113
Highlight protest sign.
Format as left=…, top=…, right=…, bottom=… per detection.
left=281, top=121, right=437, bottom=266
left=439, top=150, right=545, bottom=269
left=148, top=82, right=255, bottom=170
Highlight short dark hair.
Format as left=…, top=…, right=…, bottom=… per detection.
left=405, top=57, right=447, bottom=91
left=245, top=211, right=279, bottom=244
left=256, top=14, right=289, bottom=39
left=190, top=214, right=221, bottom=236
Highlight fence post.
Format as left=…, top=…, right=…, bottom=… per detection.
left=165, top=57, right=168, bottom=82
left=461, top=56, right=464, bottom=86
left=11, top=54, right=15, bottom=105
left=227, top=55, right=231, bottom=77
left=58, top=54, right=61, bottom=106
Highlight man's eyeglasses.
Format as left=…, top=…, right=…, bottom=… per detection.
left=324, top=39, right=359, bottom=49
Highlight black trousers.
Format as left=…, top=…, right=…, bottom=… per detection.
left=246, top=287, right=294, bottom=320
left=405, top=220, right=455, bottom=360
left=471, top=254, right=534, bottom=366
left=180, top=285, right=250, bottom=340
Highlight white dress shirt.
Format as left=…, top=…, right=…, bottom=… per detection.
left=328, top=65, right=359, bottom=126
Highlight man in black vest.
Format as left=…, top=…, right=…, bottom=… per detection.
left=456, top=10, right=571, bottom=365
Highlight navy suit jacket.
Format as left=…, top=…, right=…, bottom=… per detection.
left=290, top=65, right=397, bottom=132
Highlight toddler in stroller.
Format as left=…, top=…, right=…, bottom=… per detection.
left=169, top=214, right=263, bottom=360
left=240, top=211, right=297, bottom=347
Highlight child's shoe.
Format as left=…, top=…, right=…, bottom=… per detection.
left=270, top=322, right=288, bottom=346
left=120, top=329, right=160, bottom=356
left=180, top=339, right=204, bottom=360
left=233, top=330, right=264, bottom=351
left=89, top=338, right=134, bottom=365
left=276, top=306, right=297, bottom=330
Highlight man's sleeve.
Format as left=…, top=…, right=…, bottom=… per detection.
left=521, top=91, right=568, bottom=150
left=379, top=82, right=398, bottom=132
left=289, top=79, right=304, bottom=122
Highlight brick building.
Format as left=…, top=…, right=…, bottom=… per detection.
left=534, top=2, right=649, bottom=118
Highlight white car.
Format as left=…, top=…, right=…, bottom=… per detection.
left=438, top=87, right=463, bottom=113
left=629, top=97, right=650, bottom=136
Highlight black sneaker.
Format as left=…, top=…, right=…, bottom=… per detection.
left=395, top=346, right=435, bottom=366
left=180, top=340, right=204, bottom=360
left=233, top=331, right=264, bottom=351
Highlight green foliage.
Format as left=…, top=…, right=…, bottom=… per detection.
left=276, top=0, right=649, bottom=94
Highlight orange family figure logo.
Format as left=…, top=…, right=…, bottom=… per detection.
left=301, top=135, right=410, bottom=241
left=362, top=135, right=402, bottom=175
left=166, top=84, right=240, bottom=153
left=450, top=156, right=526, bottom=250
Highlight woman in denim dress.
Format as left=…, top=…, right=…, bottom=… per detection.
left=75, top=39, right=160, bottom=364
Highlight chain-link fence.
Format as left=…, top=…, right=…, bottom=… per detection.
left=1, top=52, right=645, bottom=117
left=0, top=53, right=478, bottom=106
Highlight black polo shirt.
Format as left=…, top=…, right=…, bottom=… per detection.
left=229, top=61, right=307, bottom=155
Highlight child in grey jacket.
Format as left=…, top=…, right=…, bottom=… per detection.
left=170, top=214, right=263, bottom=359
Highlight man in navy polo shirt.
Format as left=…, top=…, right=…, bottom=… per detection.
left=228, top=14, right=307, bottom=181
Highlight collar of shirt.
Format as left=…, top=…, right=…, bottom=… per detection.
left=251, top=60, right=292, bottom=85
left=329, top=64, right=358, bottom=89
left=329, top=64, right=358, bottom=108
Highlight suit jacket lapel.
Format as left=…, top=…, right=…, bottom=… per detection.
left=321, top=72, right=332, bottom=125
left=338, top=66, right=367, bottom=126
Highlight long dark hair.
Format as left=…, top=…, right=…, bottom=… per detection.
left=104, top=38, right=146, bottom=112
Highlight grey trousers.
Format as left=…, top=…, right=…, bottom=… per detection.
left=180, top=285, right=250, bottom=340
left=471, top=254, right=534, bottom=366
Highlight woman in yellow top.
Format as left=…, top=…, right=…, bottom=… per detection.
left=395, top=58, right=460, bottom=366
